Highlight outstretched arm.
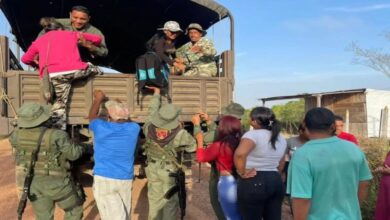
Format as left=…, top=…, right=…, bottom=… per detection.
left=79, top=33, right=102, bottom=46
left=21, top=44, right=39, bottom=66
left=89, top=90, right=106, bottom=121
left=143, top=87, right=161, bottom=135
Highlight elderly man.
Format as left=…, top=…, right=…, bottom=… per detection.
left=176, top=23, right=218, bottom=77
left=88, top=90, right=140, bottom=220
left=39, top=5, right=108, bottom=63
left=9, top=103, right=90, bottom=220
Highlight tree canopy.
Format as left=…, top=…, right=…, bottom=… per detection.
left=272, top=99, right=305, bottom=133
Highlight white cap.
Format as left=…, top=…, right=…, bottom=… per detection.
left=158, top=21, right=183, bottom=32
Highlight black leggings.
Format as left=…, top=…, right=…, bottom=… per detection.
left=237, top=171, right=285, bottom=220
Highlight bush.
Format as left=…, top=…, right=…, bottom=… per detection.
left=359, top=138, right=389, bottom=220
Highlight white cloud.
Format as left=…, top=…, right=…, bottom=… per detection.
left=325, top=4, right=390, bottom=13
left=283, top=15, right=363, bottom=32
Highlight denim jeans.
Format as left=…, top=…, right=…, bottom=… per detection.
left=237, top=171, right=284, bottom=220
left=218, top=175, right=242, bottom=220
left=93, top=175, right=133, bottom=220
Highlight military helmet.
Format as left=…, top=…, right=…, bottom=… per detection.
left=17, top=103, right=51, bottom=128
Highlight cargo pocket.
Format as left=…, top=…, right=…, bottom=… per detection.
left=56, top=182, right=85, bottom=212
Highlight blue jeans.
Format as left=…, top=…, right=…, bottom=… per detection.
left=218, top=175, right=242, bottom=220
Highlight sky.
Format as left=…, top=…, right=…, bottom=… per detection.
left=0, top=1, right=389, bottom=108
left=211, top=0, right=390, bottom=108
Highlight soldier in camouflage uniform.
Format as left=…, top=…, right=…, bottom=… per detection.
left=142, top=87, right=196, bottom=220
left=9, top=103, right=91, bottom=220
left=176, top=23, right=218, bottom=77
left=192, top=103, right=245, bottom=220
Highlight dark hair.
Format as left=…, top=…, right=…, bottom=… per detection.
left=304, top=107, right=335, bottom=132
left=216, top=115, right=242, bottom=154
left=297, top=123, right=306, bottom=133
left=334, top=115, right=344, bottom=122
left=250, top=107, right=280, bottom=149
left=71, top=5, right=90, bottom=15
left=40, top=20, right=64, bottom=33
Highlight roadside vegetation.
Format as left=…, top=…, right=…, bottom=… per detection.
left=359, top=137, right=389, bottom=219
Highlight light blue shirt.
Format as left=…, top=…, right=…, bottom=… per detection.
left=90, top=119, right=140, bottom=180
left=287, top=136, right=372, bottom=220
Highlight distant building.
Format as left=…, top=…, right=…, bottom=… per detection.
left=259, top=88, right=390, bottom=138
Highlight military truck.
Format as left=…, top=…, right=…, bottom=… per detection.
left=0, top=0, right=235, bottom=136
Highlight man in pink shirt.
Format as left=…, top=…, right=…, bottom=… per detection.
left=334, top=115, right=359, bottom=145
left=22, top=21, right=102, bottom=130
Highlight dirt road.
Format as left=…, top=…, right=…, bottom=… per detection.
left=0, top=139, right=292, bottom=220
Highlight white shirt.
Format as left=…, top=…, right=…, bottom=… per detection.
left=242, top=129, right=287, bottom=171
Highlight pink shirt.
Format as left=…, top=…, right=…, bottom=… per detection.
left=21, top=30, right=102, bottom=78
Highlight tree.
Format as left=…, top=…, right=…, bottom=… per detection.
left=272, top=99, right=305, bottom=134
left=241, top=109, right=252, bottom=131
left=349, top=36, right=390, bottom=78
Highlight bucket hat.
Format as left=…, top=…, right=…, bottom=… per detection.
left=186, top=23, right=207, bottom=35
left=221, top=103, right=245, bottom=119
left=158, top=21, right=183, bottom=32
left=150, top=104, right=181, bottom=130
left=17, top=103, right=51, bottom=128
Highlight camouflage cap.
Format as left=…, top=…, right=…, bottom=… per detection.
left=158, top=21, right=183, bottom=32
left=221, top=103, right=245, bottom=119
left=150, top=104, right=182, bottom=130
left=17, top=103, right=51, bottom=128
left=186, top=23, right=207, bottom=35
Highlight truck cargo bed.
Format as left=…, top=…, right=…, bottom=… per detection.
left=3, top=71, right=233, bottom=124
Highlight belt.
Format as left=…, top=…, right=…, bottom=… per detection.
left=149, top=159, right=172, bottom=165
left=34, top=170, right=68, bottom=177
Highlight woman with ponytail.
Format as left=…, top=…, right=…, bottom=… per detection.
left=234, top=107, right=287, bottom=220
left=195, top=115, right=243, bottom=220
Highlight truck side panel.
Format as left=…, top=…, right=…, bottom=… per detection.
left=5, top=72, right=232, bottom=124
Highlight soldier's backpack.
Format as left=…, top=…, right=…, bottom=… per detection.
left=135, top=52, right=171, bottom=105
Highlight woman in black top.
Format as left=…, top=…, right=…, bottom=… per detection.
left=146, top=21, right=184, bottom=74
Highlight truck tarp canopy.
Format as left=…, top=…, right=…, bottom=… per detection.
left=0, top=0, right=230, bottom=72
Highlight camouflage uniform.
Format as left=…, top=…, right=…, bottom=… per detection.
left=143, top=94, right=196, bottom=220
left=176, top=37, right=218, bottom=77
left=9, top=103, right=90, bottom=220
left=50, top=64, right=101, bottom=130
left=193, top=103, right=245, bottom=220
